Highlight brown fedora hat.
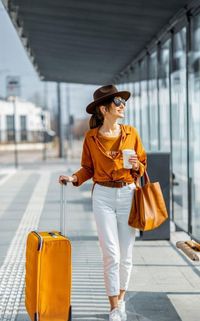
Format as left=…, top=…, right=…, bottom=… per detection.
left=86, top=84, right=131, bottom=114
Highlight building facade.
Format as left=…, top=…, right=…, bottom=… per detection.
left=0, top=98, right=51, bottom=144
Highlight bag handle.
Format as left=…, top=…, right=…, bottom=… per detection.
left=144, top=170, right=150, bottom=184
left=135, top=169, right=150, bottom=188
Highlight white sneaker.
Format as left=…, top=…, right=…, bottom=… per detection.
left=118, top=300, right=127, bottom=321
left=109, top=307, right=122, bottom=321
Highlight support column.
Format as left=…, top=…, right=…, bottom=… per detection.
left=57, top=82, right=63, bottom=158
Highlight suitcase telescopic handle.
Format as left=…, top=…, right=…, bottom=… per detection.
left=60, top=183, right=67, bottom=235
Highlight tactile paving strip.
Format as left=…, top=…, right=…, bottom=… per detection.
left=0, top=173, right=50, bottom=321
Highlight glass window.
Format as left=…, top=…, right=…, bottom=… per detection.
left=6, top=115, right=14, bottom=142
left=122, top=82, right=129, bottom=124
left=20, top=115, right=26, bottom=130
left=117, top=83, right=126, bottom=125
left=149, top=51, right=158, bottom=150
left=126, top=82, right=134, bottom=126
left=6, top=115, right=14, bottom=130
left=133, top=64, right=141, bottom=131
left=20, top=115, right=27, bottom=141
left=159, top=40, right=171, bottom=151
left=171, top=27, right=188, bottom=231
left=188, top=15, right=200, bottom=241
left=140, top=58, right=149, bottom=150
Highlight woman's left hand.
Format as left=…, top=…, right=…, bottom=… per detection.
left=128, top=154, right=140, bottom=171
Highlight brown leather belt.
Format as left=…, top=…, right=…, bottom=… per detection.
left=96, top=181, right=131, bottom=188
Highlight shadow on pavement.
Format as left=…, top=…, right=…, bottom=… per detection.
left=125, top=291, right=182, bottom=321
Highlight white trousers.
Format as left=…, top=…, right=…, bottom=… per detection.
left=92, top=182, right=136, bottom=296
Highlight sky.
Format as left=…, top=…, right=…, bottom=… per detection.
left=0, top=1, right=97, bottom=120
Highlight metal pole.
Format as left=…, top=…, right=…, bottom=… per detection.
left=57, top=82, right=63, bottom=158
left=186, top=14, right=192, bottom=235
left=42, top=82, right=48, bottom=161
left=41, top=111, right=47, bottom=161
left=43, top=128, right=47, bottom=161
left=138, top=61, right=143, bottom=137
left=13, top=97, right=18, bottom=168
left=146, top=52, right=151, bottom=151
left=66, top=84, right=72, bottom=150
left=157, top=42, right=161, bottom=151
left=169, top=30, right=174, bottom=222
left=43, top=129, right=47, bottom=161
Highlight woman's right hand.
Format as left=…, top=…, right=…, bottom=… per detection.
left=59, top=175, right=77, bottom=185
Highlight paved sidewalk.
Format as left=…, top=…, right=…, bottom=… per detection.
left=0, top=161, right=200, bottom=321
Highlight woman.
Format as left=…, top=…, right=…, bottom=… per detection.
left=59, top=85, right=147, bottom=321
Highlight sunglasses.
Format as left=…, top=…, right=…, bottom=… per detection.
left=112, top=97, right=126, bottom=107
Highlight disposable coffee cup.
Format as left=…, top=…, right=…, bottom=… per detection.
left=122, top=149, right=136, bottom=169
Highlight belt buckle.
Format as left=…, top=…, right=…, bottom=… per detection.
left=115, top=180, right=124, bottom=187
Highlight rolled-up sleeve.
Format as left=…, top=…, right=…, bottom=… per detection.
left=72, top=137, right=94, bottom=187
left=133, top=128, right=147, bottom=177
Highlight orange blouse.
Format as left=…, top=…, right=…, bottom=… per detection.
left=72, top=124, right=147, bottom=187
left=97, top=131, right=121, bottom=159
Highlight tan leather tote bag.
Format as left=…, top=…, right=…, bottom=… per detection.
left=128, top=170, right=168, bottom=231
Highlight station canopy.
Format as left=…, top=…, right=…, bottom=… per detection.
left=5, top=0, right=191, bottom=84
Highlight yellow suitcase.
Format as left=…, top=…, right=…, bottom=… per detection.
left=25, top=185, right=72, bottom=321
